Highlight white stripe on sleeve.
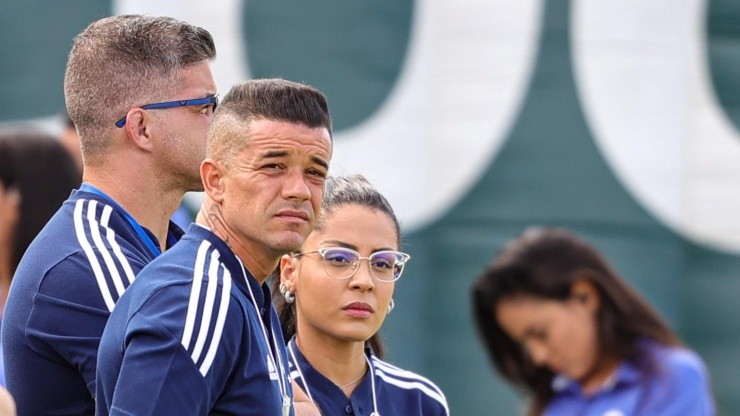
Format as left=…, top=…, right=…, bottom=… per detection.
left=73, top=199, right=115, bottom=312
left=86, top=201, right=125, bottom=297
left=199, top=266, right=232, bottom=376
left=99, top=204, right=136, bottom=284
left=373, top=359, right=449, bottom=414
left=182, top=240, right=211, bottom=350
left=190, top=249, right=221, bottom=364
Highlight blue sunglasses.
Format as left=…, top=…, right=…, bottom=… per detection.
left=115, top=95, right=219, bottom=128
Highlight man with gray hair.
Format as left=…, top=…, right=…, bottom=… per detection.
left=2, top=14, right=217, bottom=415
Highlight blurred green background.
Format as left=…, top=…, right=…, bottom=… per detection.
left=2, top=0, right=739, bottom=414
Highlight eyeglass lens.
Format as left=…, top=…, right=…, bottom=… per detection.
left=320, top=248, right=405, bottom=281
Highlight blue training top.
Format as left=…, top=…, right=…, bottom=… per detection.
left=96, top=224, right=294, bottom=416
left=287, top=337, right=449, bottom=416
left=544, top=342, right=715, bottom=416
left=1, top=185, right=182, bottom=415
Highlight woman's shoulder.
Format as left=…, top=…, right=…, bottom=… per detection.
left=370, top=356, right=445, bottom=391
left=646, top=342, right=710, bottom=382
left=370, top=356, right=449, bottom=413
left=636, top=342, right=716, bottom=414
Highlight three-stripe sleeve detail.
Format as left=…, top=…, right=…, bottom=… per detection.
left=181, top=240, right=232, bottom=377
left=372, top=357, right=450, bottom=414
left=99, top=204, right=137, bottom=284
left=73, top=199, right=136, bottom=312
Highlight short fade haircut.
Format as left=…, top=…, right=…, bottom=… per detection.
left=64, top=14, right=216, bottom=157
left=206, top=79, right=332, bottom=166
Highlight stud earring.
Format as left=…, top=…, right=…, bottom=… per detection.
left=387, top=298, right=395, bottom=314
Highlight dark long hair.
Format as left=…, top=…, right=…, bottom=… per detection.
left=471, top=227, right=680, bottom=415
left=272, top=174, right=401, bottom=358
left=0, top=129, right=82, bottom=274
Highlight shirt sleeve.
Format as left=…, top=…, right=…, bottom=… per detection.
left=108, top=312, right=209, bottom=416
left=106, top=285, right=244, bottom=416
left=26, top=252, right=147, bottom=396
left=644, top=349, right=715, bottom=416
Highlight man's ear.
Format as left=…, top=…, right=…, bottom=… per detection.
left=123, top=108, right=154, bottom=151
left=201, top=158, right=226, bottom=203
left=571, top=278, right=600, bottom=312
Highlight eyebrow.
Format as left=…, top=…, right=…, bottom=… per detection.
left=261, top=150, right=288, bottom=160
left=517, top=326, right=545, bottom=344
left=321, top=240, right=357, bottom=250
left=197, top=92, right=218, bottom=100
left=519, top=328, right=536, bottom=341
left=321, top=240, right=395, bottom=253
left=311, top=155, right=329, bottom=171
left=259, top=150, right=329, bottom=171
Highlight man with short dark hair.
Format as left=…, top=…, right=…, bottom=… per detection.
left=2, top=15, right=217, bottom=415
left=97, top=79, right=332, bottom=415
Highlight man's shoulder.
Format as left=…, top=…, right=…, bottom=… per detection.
left=21, top=193, right=151, bottom=267
left=114, top=239, right=248, bottom=368
left=128, top=234, right=246, bottom=319
left=11, top=194, right=154, bottom=313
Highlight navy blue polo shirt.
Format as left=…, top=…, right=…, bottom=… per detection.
left=2, top=185, right=182, bottom=415
left=96, top=224, right=294, bottom=416
left=287, top=337, right=449, bottom=416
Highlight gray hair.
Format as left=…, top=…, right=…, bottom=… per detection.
left=64, top=14, right=216, bottom=157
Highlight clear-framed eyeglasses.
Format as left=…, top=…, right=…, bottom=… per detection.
left=292, top=247, right=411, bottom=282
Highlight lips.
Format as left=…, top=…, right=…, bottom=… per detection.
left=343, top=302, right=375, bottom=318
left=275, top=209, right=310, bottom=222
left=344, top=302, right=374, bottom=313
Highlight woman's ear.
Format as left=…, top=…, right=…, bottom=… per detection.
left=571, top=279, right=600, bottom=312
left=279, top=254, right=298, bottom=291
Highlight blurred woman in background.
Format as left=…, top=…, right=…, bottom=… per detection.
left=0, top=128, right=80, bottom=414
left=471, top=226, right=714, bottom=416
left=0, top=129, right=81, bottom=381
left=0, top=128, right=81, bottom=309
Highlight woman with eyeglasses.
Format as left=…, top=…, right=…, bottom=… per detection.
left=273, top=175, right=449, bottom=416
left=471, top=227, right=715, bottom=416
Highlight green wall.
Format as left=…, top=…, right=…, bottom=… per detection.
left=2, top=1, right=740, bottom=414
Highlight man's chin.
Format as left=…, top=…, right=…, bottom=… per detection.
left=271, top=232, right=309, bottom=254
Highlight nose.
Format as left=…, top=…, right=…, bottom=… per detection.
left=525, top=342, right=549, bottom=367
left=282, top=169, right=311, bottom=201
left=349, top=261, right=375, bottom=291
